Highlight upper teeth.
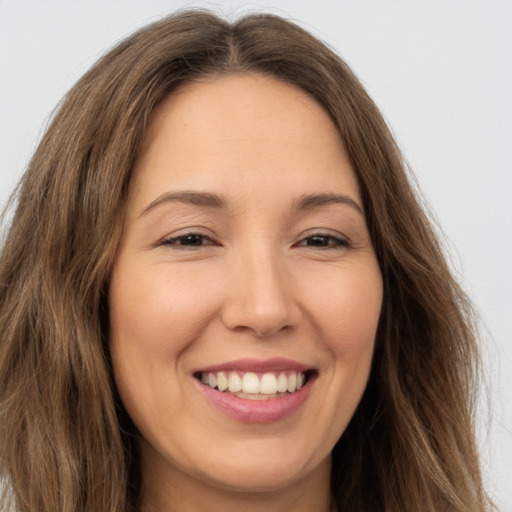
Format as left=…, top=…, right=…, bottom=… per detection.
left=200, top=371, right=306, bottom=394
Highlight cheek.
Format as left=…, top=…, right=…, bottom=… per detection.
left=304, top=262, right=383, bottom=354
left=304, top=260, right=381, bottom=420
left=321, top=269, right=381, bottom=410
left=107, top=263, right=221, bottom=422
left=107, top=264, right=222, bottom=447
left=109, top=263, right=221, bottom=357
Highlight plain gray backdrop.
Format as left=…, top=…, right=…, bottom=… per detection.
left=1, top=1, right=511, bottom=509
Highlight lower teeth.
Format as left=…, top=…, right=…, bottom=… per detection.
left=234, top=391, right=289, bottom=400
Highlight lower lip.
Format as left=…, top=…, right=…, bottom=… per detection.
left=197, top=380, right=312, bottom=424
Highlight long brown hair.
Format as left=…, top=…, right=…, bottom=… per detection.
left=0, top=10, right=492, bottom=511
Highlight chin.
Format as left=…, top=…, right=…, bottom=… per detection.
left=195, top=456, right=325, bottom=494
left=182, top=435, right=332, bottom=495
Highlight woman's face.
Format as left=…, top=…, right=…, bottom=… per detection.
left=109, top=73, right=382, bottom=498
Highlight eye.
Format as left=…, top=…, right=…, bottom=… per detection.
left=159, top=233, right=216, bottom=248
left=296, top=233, right=349, bottom=249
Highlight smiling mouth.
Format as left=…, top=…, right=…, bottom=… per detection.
left=194, top=370, right=315, bottom=400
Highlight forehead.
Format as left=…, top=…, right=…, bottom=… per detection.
left=129, top=72, right=361, bottom=212
left=143, top=72, right=339, bottom=145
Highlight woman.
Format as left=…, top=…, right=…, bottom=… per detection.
left=0, top=9, right=492, bottom=512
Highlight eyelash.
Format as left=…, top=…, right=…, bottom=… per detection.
left=159, top=232, right=350, bottom=250
left=295, top=233, right=350, bottom=249
left=159, top=233, right=217, bottom=248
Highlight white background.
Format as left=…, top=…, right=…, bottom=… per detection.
left=1, top=1, right=511, bottom=509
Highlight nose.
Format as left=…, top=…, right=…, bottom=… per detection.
left=220, top=247, right=302, bottom=338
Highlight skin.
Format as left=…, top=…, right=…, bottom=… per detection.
left=109, top=73, right=383, bottom=512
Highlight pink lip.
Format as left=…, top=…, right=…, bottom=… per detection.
left=197, top=379, right=312, bottom=424
left=193, top=358, right=315, bottom=424
left=194, top=357, right=312, bottom=374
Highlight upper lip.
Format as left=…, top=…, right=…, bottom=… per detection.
left=194, top=358, right=313, bottom=374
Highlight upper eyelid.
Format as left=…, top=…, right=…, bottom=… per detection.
left=159, top=230, right=218, bottom=246
left=295, top=233, right=350, bottom=246
left=297, top=229, right=350, bottom=242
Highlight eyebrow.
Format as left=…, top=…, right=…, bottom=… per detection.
left=293, top=193, right=364, bottom=215
left=139, top=191, right=226, bottom=217
left=139, top=190, right=364, bottom=217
